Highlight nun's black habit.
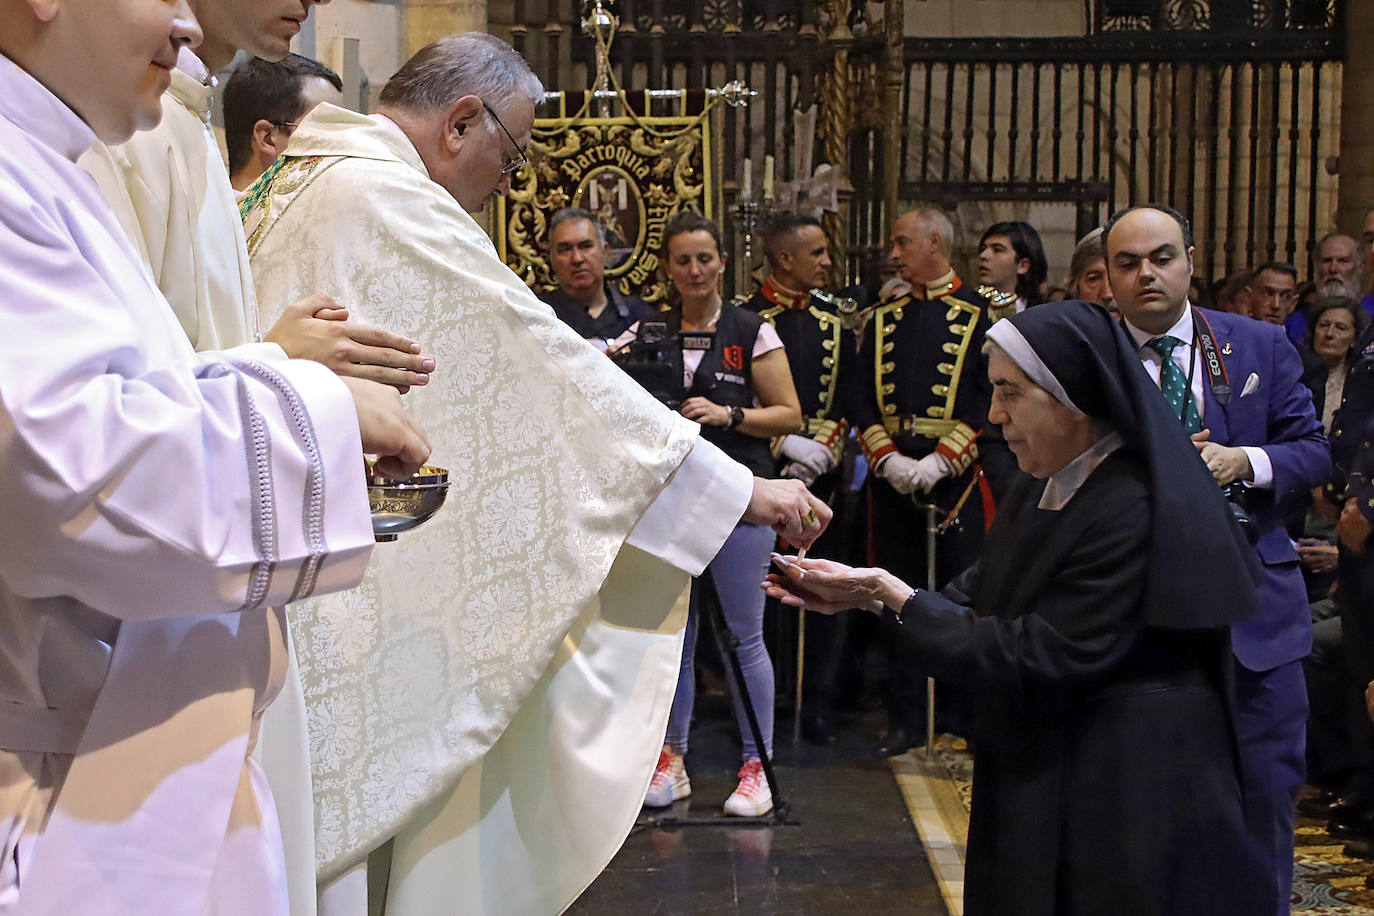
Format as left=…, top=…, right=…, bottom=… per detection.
left=897, top=301, right=1272, bottom=915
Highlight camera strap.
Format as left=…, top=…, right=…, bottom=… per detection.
left=1192, top=307, right=1233, bottom=406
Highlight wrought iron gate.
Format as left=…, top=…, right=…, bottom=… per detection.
left=500, top=0, right=1343, bottom=291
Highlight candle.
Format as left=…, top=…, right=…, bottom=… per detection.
left=763, top=154, right=775, bottom=201
left=741, top=158, right=752, bottom=200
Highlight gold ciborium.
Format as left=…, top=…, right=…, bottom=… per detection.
left=367, top=465, right=449, bottom=542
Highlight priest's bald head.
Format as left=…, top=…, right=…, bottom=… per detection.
left=379, top=33, right=543, bottom=215
left=0, top=0, right=200, bottom=143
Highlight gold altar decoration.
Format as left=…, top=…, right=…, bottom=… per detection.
left=495, top=0, right=750, bottom=304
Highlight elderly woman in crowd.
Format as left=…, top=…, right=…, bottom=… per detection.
left=1303, top=297, right=1370, bottom=434
left=1065, top=227, right=1115, bottom=313
left=765, top=300, right=1270, bottom=915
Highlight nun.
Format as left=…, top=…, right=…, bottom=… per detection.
left=765, top=300, right=1272, bottom=915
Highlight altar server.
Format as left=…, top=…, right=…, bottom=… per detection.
left=0, top=0, right=427, bottom=912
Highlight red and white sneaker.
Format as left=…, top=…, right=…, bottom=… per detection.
left=723, top=758, right=773, bottom=816
left=643, top=748, right=691, bottom=808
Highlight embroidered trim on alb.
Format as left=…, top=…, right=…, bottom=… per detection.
left=199, top=363, right=277, bottom=608
left=230, top=357, right=329, bottom=602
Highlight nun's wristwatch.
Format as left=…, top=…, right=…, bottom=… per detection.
left=728, top=406, right=745, bottom=428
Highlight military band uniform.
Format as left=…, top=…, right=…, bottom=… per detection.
left=848, top=270, right=1016, bottom=738
left=747, top=277, right=862, bottom=732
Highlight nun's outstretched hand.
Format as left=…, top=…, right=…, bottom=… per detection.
left=764, top=555, right=911, bottom=616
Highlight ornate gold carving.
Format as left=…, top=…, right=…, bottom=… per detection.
left=496, top=115, right=712, bottom=304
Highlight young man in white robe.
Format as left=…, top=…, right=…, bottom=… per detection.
left=243, top=32, right=831, bottom=916
left=79, top=0, right=434, bottom=383
left=79, top=6, right=438, bottom=911
left=0, top=0, right=430, bottom=912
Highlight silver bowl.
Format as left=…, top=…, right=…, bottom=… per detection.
left=368, top=465, right=450, bottom=542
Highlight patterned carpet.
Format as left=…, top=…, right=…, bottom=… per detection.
left=893, top=735, right=1374, bottom=915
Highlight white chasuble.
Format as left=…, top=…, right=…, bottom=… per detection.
left=243, top=104, right=749, bottom=914
left=0, top=60, right=375, bottom=915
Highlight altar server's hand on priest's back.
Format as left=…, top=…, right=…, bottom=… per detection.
left=265, top=292, right=438, bottom=392
left=343, top=377, right=432, bottom=478
left=742, top=476, right=832, bottom=550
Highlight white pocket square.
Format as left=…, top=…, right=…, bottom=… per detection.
left=1240, top=372, right=1260, bottom=397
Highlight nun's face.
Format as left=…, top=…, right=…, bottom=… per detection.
left=987, top=349, right=1095, bottom=479
left=1106, top=208, right=1196, bottom=335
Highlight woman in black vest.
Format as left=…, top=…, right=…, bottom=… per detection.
left=624, top=211, right=802, bottom=816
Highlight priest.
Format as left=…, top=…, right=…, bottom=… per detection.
left=242, top=32, right=830, bottom=915
left=0, top=0, right=429, bottom=912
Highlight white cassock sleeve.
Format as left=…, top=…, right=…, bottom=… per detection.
left=0, top=172, right=374, bottom=621
left=625, top=437, right=754, bottom=575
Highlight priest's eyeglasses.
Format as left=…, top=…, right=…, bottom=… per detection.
left=482, top=100, right=529, bottom=176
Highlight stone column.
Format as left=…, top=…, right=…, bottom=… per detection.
left=406, top=0, right=489, bottom=58
left=1338, top=0, right=1374, bottom=232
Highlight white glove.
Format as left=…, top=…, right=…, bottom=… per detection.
left=779, top=434, right=836, bottom=477
left=781, top=461, right=820, bottom=487
left=878, top=452, right=951, bottom=495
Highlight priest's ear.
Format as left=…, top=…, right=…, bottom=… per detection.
left=443, top=94, right=485, bottom=153
left=251, top=119, right=287, bottom=160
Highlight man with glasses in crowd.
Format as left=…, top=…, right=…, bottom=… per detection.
left=1246, top=261, right=1302, bottom=340
left=224, top=52, right=342, bottom=194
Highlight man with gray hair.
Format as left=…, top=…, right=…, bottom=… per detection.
left=847, top=207, right=1016, bottom=755
left=539, top=206, right=654, bottom=349
left=242, top=31, right=830, bottom=916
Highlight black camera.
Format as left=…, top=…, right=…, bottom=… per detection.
left=1221, top=481, right=1260, bottom=545
left=610, top=320, right=685, bottom=409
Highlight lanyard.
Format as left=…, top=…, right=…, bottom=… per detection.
left=1191, top=307, right=1233, bottom=405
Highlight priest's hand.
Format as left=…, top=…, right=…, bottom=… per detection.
left=266, top=293, right=436, bottom=392
left=343, top=377, right=431, bottom=479
left=763, top=556, right=910, bottom=616
left=742, top=477, right=831, bottom=549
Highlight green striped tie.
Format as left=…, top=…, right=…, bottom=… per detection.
left=1145, top=335, right=1201, bottom=434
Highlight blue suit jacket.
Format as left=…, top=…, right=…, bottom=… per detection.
left=1195, top=309, right=1329, bottom=670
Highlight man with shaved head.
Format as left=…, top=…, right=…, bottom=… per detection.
left=1106, top=203, right=1328, bottom=914
left=847, top=207, right=1017, bottom=755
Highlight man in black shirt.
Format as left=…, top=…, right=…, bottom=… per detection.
left=538, top=207, right=654, bottom=349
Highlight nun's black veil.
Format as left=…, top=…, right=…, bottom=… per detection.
left=987, top=300, right=1259, bottom=630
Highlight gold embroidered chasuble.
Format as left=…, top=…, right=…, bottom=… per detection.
left=242, top=104, right=723, bottom=914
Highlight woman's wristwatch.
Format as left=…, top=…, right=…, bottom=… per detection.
left=727, top=406, right=745, bottom=429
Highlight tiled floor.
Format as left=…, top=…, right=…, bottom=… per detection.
left=570, top=692, right=949, bottom=915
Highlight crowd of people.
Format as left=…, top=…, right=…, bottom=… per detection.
left=3, top=0, right=1374, bottom=912
left=545, top=179, right=1373, bottom=913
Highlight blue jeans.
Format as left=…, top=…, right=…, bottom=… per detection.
left=665, top=522, right=776, bottom=761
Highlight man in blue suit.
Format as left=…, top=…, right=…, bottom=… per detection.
left=1105, top=204, right=1329, bottom=915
